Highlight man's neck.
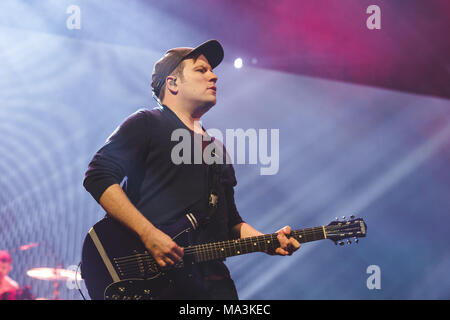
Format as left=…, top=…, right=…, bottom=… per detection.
left=163, top=102, right=205, bottom=135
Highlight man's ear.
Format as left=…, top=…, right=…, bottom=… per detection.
left=166, top=76, right=178, bottom=94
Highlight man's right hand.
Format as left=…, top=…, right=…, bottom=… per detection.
left=98, top=184, right=184, bottom=270
left=140, top=226, right=184, bottom=269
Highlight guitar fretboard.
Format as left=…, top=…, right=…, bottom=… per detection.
left=111, top=219, right=366, bottom=279
left=189, top=226, right=326, bottom=263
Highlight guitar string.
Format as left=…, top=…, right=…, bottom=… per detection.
left=113, top=222, right=362, bottom=264
left=114, top=235, right=284, bottom=269
left=113, top=226, right=327, bottom=263
left=113, top=225, right=364, bottom=270
left=113, top=225, right=363, bottom=264
left=113, top=226, right=364, bottom=277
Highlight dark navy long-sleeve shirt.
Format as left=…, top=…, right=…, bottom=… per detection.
left=83, top=104, right=243, bottom=239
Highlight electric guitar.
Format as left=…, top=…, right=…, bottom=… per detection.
left=81, top=215, right=367, bottom=300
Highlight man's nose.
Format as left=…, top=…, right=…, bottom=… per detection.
left=210, top=72, right=218, bottom=83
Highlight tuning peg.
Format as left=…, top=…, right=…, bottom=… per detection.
left=347, top=240, right=352, bottom=244
left=354, top=238, right=359, bottom=244
left=339, top=241, right=345, bottom=246
left=350, top=215, right=355, bottom=219
left=342, top=216, right=346, bottom=220
left=335, top=217, right=339, bottom=221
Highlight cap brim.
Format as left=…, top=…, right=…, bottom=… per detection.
left=188, top=40, right=224, bottom=69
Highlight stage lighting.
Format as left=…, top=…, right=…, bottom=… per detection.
left=234, top=58, right=243, bottom=69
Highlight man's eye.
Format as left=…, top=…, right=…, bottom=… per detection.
left=198, top=68, right=206, bottom=73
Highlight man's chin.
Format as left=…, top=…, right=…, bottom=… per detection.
left=201, top=99, right=216, bottom=111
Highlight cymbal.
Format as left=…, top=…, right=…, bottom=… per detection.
left=26, top=267, right=78, bottom=281
left=20, top=242, right=39, bottom=251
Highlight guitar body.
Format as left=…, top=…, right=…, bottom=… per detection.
left=81, top=217, right=200, bottom=300
left=81, top=215, right=366, bottom=300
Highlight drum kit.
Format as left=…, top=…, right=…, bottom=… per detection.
left=1, top=243, right=83, bottom=300
left=26, top=267, right=80, bottom=300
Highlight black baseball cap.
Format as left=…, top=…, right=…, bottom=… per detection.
left=151, top=39, right=224, bottom=98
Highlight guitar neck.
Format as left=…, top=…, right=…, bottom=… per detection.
left=191, top=226, right=327, bottom=263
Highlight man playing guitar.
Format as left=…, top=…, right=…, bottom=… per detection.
left=83, top=40, right=300, bottom=299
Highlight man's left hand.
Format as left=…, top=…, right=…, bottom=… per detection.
left=271, top=226, right=301, bottom=256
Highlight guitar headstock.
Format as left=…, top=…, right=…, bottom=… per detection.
left=325, top=215, right=367, bottom=246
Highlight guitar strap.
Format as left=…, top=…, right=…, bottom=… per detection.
left=185, top=138, right=223, bottom=230
left=205, top=161, right=222, bottom=222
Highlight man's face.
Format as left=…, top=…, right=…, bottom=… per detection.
left=0, top=261, right=12, bottom=280
left=177, top=54, right=218, bottom=111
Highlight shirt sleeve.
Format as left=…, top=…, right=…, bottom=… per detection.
left=83, top=109, right=151, bottom=203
